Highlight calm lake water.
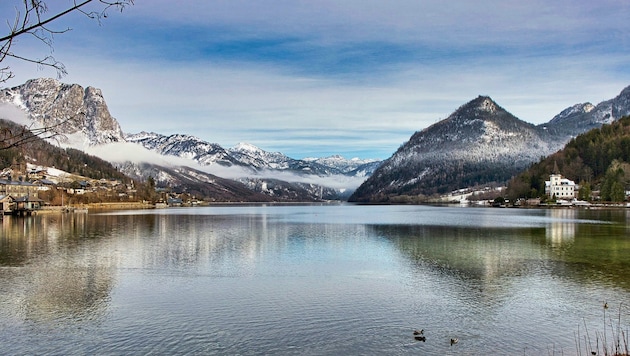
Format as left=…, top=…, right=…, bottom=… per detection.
left=1, top=204, right=629, bottom=355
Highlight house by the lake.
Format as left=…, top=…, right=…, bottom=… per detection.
left=0, top=194, right=44, bottom=215
left=0, top=179, right=41, bottom=198
left=0, top=195, right=14, bottom=214
left=545, top=174, right=577, bottom=200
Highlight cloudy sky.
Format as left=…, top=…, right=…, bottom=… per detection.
left=2, top=0, right=630, bottom=160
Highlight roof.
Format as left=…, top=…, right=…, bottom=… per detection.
left=13, top=195, right=45, bottom=202
left=0, top=180, right=36, bottom=186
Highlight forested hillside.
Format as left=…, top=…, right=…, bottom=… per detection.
left=506, top=116, right=630, bottom=202
left=0, top=119, right=128, bottom=181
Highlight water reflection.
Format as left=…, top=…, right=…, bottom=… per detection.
left=0, top=206, right=629, bottom=355
left=376, top=224, right=547, bottom=283
left=0, top=214, right=116, bottom=325
left=546, top=208, right=576, bottom=246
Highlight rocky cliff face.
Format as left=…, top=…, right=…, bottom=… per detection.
left=0, top=78, right=125, bottom=145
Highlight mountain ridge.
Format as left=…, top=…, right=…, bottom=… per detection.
left=349, top=86, right=630, bottom=202
left=4, top=78, right=630, bottom=203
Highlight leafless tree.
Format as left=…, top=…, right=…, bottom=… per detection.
left=0, top=121, right=61, bottom=150
left=0, top=113, right=85, bottom=150
left=0, top=0, right=134, bottom=83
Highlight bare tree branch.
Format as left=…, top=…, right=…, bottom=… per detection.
left=0, top=0, right=134, bottom=83
left=0, top=113, right=85, bottom=150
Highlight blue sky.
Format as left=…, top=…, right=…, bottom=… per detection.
left=3, top=0, right=630, bottom=160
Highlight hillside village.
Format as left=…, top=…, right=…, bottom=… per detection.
left=0, top=163, right=193, bottom=215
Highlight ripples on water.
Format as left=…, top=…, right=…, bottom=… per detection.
left=0, top=205, right=629, bottom=355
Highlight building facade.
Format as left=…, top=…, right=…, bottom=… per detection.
left=545, top=174, right=577, bottom=199
left=0, top=180, right=40, bottom=198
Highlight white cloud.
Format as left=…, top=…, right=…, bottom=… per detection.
left=0, top=103, right=31, bottom=126
left=84, top=141, right=367, bottom=190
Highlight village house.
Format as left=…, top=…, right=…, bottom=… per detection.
left=0, top=179, right=40, bottom=198
left=545, top=173, right=577, bottom=200
left=13, top=195, right=45, bottom=214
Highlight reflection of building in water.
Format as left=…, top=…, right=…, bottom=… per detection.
left=546, top=208, right=576, bottom=245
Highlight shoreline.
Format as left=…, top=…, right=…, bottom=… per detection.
left=20, top=200, right=630, bottom=215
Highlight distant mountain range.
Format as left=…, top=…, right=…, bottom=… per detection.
left=2, top=78, right=630, bottom=203
left=124, top=132, right=380, bottom=177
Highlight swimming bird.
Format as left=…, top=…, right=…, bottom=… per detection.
left=414, top=335, right=426, bottom=342
left=413, top=329, right=424, bottom=336
left=450, top=338, right=458, bottom=346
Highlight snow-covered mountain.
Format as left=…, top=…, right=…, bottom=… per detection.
left=0, top=78, right=125, bottom=146
left=126, top=132, right=380, bottom=178
left=350, top=96, right=568, bottom=202
left=125, top=131, right=242, bottom=167
left=543, top=85, right=630, bottom=136
left=302, top=155, right=381, bottom=176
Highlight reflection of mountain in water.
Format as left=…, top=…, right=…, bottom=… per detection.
left=375, top=224, right=547, bottom=281
left=378, top=213, right=630, bottom=291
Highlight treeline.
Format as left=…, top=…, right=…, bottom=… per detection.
left=506, top=116, right=630, bottom=202
left=351, top=159, right=518, bottom=203
left=0, top=119, right=127, bottom=180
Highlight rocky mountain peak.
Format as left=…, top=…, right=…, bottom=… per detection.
left=231, top=142, right=267, bottom=154
left=548, top=103, right=595, bottom=125
left=0, top=78, right=125, bottom=146
left=544, top=84, right=630, bottom=136
left=350, top=95, right=557, bottom=202
left=438, top=96, right=514, bottom=130
left=476, top=96, right=498, bottom=113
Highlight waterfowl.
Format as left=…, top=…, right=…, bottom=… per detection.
left=414, top=335, right=426, bottom=342
left=450, top=338, right=458, bottom=346
left=413, top=329, right=424, bottom=336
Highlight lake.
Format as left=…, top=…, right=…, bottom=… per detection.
left=0, top=204, right=629, bottom=355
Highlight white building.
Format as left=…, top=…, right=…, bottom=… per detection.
left=545, top=174, right=577, bottom=199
